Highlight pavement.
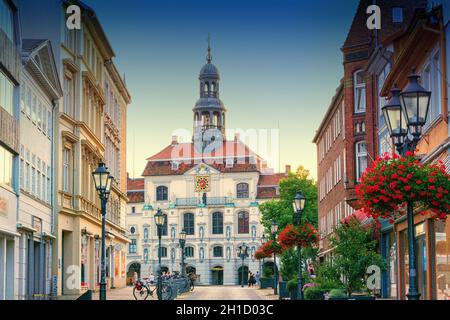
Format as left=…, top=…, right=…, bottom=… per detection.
left=55, top=285, right=278, bottom=301
left=177, top=285, right=278, bottom=300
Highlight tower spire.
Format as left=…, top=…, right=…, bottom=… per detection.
left=207, top=34, right=212, bottom=63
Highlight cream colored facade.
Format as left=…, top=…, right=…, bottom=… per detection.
left=19, top=0, right=130, bottom=297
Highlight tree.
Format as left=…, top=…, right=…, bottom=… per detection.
left=329, top=219, right=386, bottom=296
left=259, top=165, right=318, bottom=235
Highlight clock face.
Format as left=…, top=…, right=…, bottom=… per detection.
left=195, top=175, right=210, bottom=192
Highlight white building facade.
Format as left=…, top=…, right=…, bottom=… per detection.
left=17, top=39, right=62, bottom=299
left=126, top=46, right=285, bottom=286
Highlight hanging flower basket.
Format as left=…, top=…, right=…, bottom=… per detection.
left=258, top=239, right=283, bottom=258
left=356, top=152, right=450, bottom=223
left=278, top=223, right=319, bottom=249
left=254, top=248, right=268, bottom=260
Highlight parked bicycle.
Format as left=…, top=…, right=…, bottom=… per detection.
left=132, top=278, right=172, bottom=300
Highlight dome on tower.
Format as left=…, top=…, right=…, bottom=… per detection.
left=199, top=62, right=220, bottom=79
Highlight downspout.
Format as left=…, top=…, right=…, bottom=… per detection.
left=50, top=98, right=59, bottom=298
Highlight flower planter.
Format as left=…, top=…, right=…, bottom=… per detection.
left=278, top=281, right=290, bottom=299
left=259, top=278, right=274, bottom=289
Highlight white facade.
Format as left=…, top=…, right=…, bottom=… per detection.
left=127, top=167, right=265, bottom=285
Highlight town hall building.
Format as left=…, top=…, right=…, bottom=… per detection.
left=126, top=44, right=286, bottom=285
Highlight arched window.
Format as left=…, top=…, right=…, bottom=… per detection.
left=185, top=247, right=194, bottom=258
left=354, top=70, right=366, bottom=113
left=143, top=227, right=148, bottom=240
left=237, top=183, right=249, bottom=199
left=213, top=246, right=223, bottom=257
left=238, top=211, right=249, bottom=234
left=355, top=141, right=368, bottom=182
left=159, top=247, right=167, bottom=258
left=156, top=186, right=168, bottom=201
left=212, top=212, right=223, bottom=234
left=184, top=213, right=195, bottom=235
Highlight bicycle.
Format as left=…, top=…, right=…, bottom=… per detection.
left=133, top=278, right=173, bottom=300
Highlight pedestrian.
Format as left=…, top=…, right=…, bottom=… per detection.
left=255, top=271, right=260, bottom=286
left=249, top=272, right=255, bottom=287
left=149, top=273, right=155, bottom=285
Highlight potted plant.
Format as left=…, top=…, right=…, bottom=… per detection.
left=287, top=277, right=298, bottom=300
left=259, top=266, right=275, bottom=289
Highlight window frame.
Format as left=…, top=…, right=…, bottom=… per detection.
left=236, top=182, right=249, bottom=199
left=212, top=212, right=224, bottom=235
left=183, top=213, right=195, bottom=235
left=156, top=185, right=168, bottom=201
left=355, top=141, right=368, bottom=182
left=354, top=70, right=366, bottom=113
left=237, top=211, right=250, bottom=234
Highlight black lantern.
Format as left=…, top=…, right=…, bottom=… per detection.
left=399, top=72, right=431, bottom=137
left=179, top=229, right=186, bottom=246
left=382, top=87, right=408, bottom=147
left=270, top=220, right=278, bottom=235
left=154, top=209, right=165, bottom=227
left=293, top=192, right=306, bottom=214
left=261, top=234, right=267, bottom=244
left=92, top=162, right=113, bottom=198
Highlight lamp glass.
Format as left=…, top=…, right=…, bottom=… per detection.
left=154, top=210, right=165, bottom=227
left=271, top=221, right=278, bottom=234
left=179, top=230, right=187, bottom=241
left=400, top=74, right=431, bottom=129
left=293, top=192, right=306, bottom=212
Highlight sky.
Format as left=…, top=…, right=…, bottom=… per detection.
left=83, top=0, right=360, bottom=180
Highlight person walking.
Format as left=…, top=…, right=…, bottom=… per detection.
left=255, top=271, right=261, bottom=287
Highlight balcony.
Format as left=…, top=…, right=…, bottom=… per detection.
left=175, top=197, right=234, bottom=208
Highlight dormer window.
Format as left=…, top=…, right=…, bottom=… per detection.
left=392, top=7, right=403, bottom=23
left=226, top=158, right=234, bottom=168
left=171, top=161, right=179, bottom=170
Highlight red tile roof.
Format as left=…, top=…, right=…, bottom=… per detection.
left=127, top=191, right=144, bottom=203
left=146, top=140, right=259, bottom=161
left=127, top=177, right=144, bottom=191
left=258, top=173, right=287, bottom=186
left=257, top=186, right=279, bottom=199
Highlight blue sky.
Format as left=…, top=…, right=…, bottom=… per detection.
left=84, top=0, right=360, bottom=179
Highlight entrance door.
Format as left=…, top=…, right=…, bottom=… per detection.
left=211, top=267, right=223, bottom=285
left=238, top=266, right=249, bottom=286
left=416, top=235, right=427, bottom=299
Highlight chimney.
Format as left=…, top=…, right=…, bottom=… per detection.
left=285, top=165, right=291, bottom=174
left=171, top=135, right=178, bottom=144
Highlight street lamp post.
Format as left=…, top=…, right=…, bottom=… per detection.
left=260, top=234, right=267, bottom=276
left=238, top=244, right=249, bottom=288
left=92, top=162, right=113, bottom=301
left=382, top=71, right=431, bottom=300
left=179, top=229, right=187, bottom=277
left=293, top=192, right=306, bottom=300
left=154, top=209, right=165, bottom=300
left=270, top=220, right=278, bottom=295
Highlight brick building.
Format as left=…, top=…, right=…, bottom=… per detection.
left=314, top=0, right=426, bottom=259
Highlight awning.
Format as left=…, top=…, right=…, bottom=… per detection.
left=210, top=267, right=223, bottom=271
left=341, top=209, right=372, bottom=225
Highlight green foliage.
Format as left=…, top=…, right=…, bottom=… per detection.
left=287, top=277, right=298, bottom=292
left=279, top=248, right=298, bottom=280
left=262, top=266, right=273, bottom=279
left=314, top=262, right=342, bottom=290
left=328, top=288, right=347, bottom=298
left=304, top=287, right=327, bottom=300
left=259, top=166, right=318, bottom=235
left=329, top=220, right=387, bottom=296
